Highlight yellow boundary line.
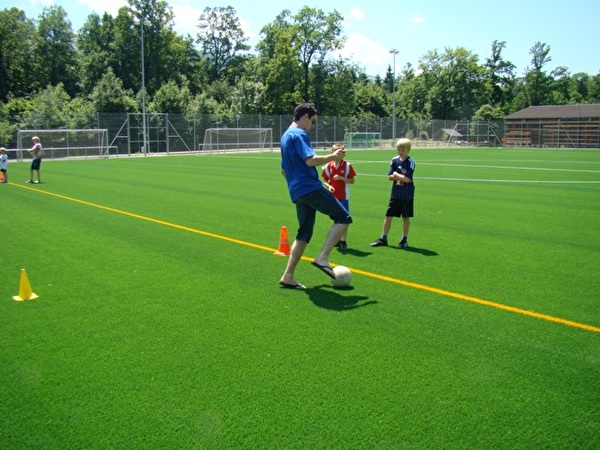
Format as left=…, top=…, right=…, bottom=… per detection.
left=13, top=183, right=600, bottom=334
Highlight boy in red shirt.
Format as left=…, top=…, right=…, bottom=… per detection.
left=321, top=143, right=357, bottom=251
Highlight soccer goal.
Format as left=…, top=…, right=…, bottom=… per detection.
left=343, top=132, right=382, bottom=149
left=17, top=129, right=110, bottom=161
left=202, top=128, right=273, bottom=153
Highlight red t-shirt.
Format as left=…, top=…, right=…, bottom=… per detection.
left=321, top=160, right=356, bottom=201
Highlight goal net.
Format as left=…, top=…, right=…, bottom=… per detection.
left=17, top=129, right=110, bottom=160
left=343, top=132, right=382, bottom=149
left=202, top=128, right=273, bottom=153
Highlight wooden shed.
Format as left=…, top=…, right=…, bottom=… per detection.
left=504, top=104, right=600, bottom=148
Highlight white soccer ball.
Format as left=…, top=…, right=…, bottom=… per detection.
left=330, top=265, right=352, bottom=288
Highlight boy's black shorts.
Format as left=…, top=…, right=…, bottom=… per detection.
left=385, top=198, right=414, bottom=218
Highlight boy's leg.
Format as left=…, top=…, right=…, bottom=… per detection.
left=382, top=216, right=393, bottom=236
left=371, top=216, right=394, bottom=247
left=402, top=217, right=410, bottom=238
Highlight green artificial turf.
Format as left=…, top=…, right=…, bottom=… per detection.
left=1, top=148, right=599, bottom=449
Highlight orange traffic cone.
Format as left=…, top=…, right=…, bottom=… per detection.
left=274, top=226, right=291, bottom=256
left=12, top=269, right=39, bottom=301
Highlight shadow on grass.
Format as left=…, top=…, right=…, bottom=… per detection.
left=375, top=245, right=439, bottom=256
left=336, top=247, right=373, bottom=257
left=305, top=285, right=377, bottom=311
left=402, top=246, right=439, bottom=256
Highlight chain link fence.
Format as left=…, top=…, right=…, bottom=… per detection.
left=9, top=113, right=599, bottom=161
left=93, top=113, right=512, bottom=157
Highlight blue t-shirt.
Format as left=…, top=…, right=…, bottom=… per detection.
left=280, top=126, right=322, bottom=202
left=388, top=156, right=415, bottom=200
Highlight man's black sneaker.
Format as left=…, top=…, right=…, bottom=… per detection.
left=399, top=238, right=408, bottom=249
left=338, top=241, right=348, bottom=251
left=370, top=238, right=388, bottom=247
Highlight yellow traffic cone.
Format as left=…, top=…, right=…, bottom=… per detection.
left=12, top=269, right=39, bottom=301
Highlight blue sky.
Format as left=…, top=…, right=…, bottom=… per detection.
left=9, top=0, right=600, bottom=78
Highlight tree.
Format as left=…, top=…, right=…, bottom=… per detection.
left=419, top=47, right=486, bottom=119
left=128, top=0, right=177, bottom=95
left=522, top=41, right=553, bottom=106
left=396, top=63, right=429, bottom=119
left=89, top=69, right=138, bottom=113
left=484, top=40, right=516, bottom=109
left=257, top=11, right=302, bottom=114
left=0, top=8, right=37, bottom=101
left=383, top=65, right=394, bottom=93
left=589, top=74, right=600, bottom=103
left=35, top=6, right=79, bottom=96
left=150, top=79, right=191, bottom=114
left=291, top=7, right=344, bottom=100
left=549, top=66, right=571, bottom=104
left=77, top=12, right=116, bottom=95
left=196, top=6, right=250, bottom=82
left=23, top=84, right=72, bottom=129
left=354, top=78, right=388, bottom=117
left=312, top=58, right=358, bottom=117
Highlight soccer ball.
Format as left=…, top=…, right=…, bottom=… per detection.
left=330, top=265, right=352, bottom=288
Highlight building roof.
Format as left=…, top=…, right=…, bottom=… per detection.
left=505, top=104, right=600, bottom=120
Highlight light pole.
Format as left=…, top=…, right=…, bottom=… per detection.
left=140, top=18, right=149, bottom=156
left=389, top=49, right=399, bottom=141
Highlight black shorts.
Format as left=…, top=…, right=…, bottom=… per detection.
left=31, top=159, right=42, bottom=170
left=385, top=198, right=414, bottom=218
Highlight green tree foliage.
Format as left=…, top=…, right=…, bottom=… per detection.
left=24, top=84, right=71, bottom=129
left=231, top=71, right=266, bottom=116
left=419, top=47, right=486, bottom=120
left=484, top=40, right=516, bottom=110
left=291, top=7, right=344, bottom=101
left=257, top=11, right=303, bottom=114
left=90, top=69, right=138, bottom=113
left=314, top=58, right=358, bottom=117
left=523, top=41, right=553, bottom=106
left=354, top=75, right=388, bottom=117
left=35, top=6, right=79, bottom=97
left=150, top=79, right=190, bottom=113
left=128, top=0, right=177, bottom=96
left=196, top=6, right=250, bottom=82
left=77, top=12, right=116, bottom=95
left=0, top=8, right=36, bottom=101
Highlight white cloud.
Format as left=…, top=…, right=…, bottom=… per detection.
left=78, top=0, right=126, bottom=17
left=348, top=7, right=365, bottom=21
left=170, top=2, right=202, bottom=37
left=338, top=32, right=390, bottom=77
left=411, top=13, right=425, bottom=24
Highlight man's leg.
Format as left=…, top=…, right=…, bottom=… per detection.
left=313, top=223, right=348, bottom=267
left=279, top=239, right=307, bottom=286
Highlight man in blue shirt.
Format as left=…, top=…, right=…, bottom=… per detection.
left=278, top=102, right=352, bottom=290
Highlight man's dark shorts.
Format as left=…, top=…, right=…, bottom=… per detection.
left=294, top=188, right=352, bottom=243
left=385, top=198, right=414, bottom=218
left=31, top=159, right=41, bottom=170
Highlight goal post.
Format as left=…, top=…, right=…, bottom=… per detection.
left=202, top=128, right=273, bottom=153
left=17, top=129, right=110, bottom=160
left=343, top=132, right=382, bottom=149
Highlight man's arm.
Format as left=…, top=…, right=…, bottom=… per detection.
left=305, top=148, right=345, bottom=167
